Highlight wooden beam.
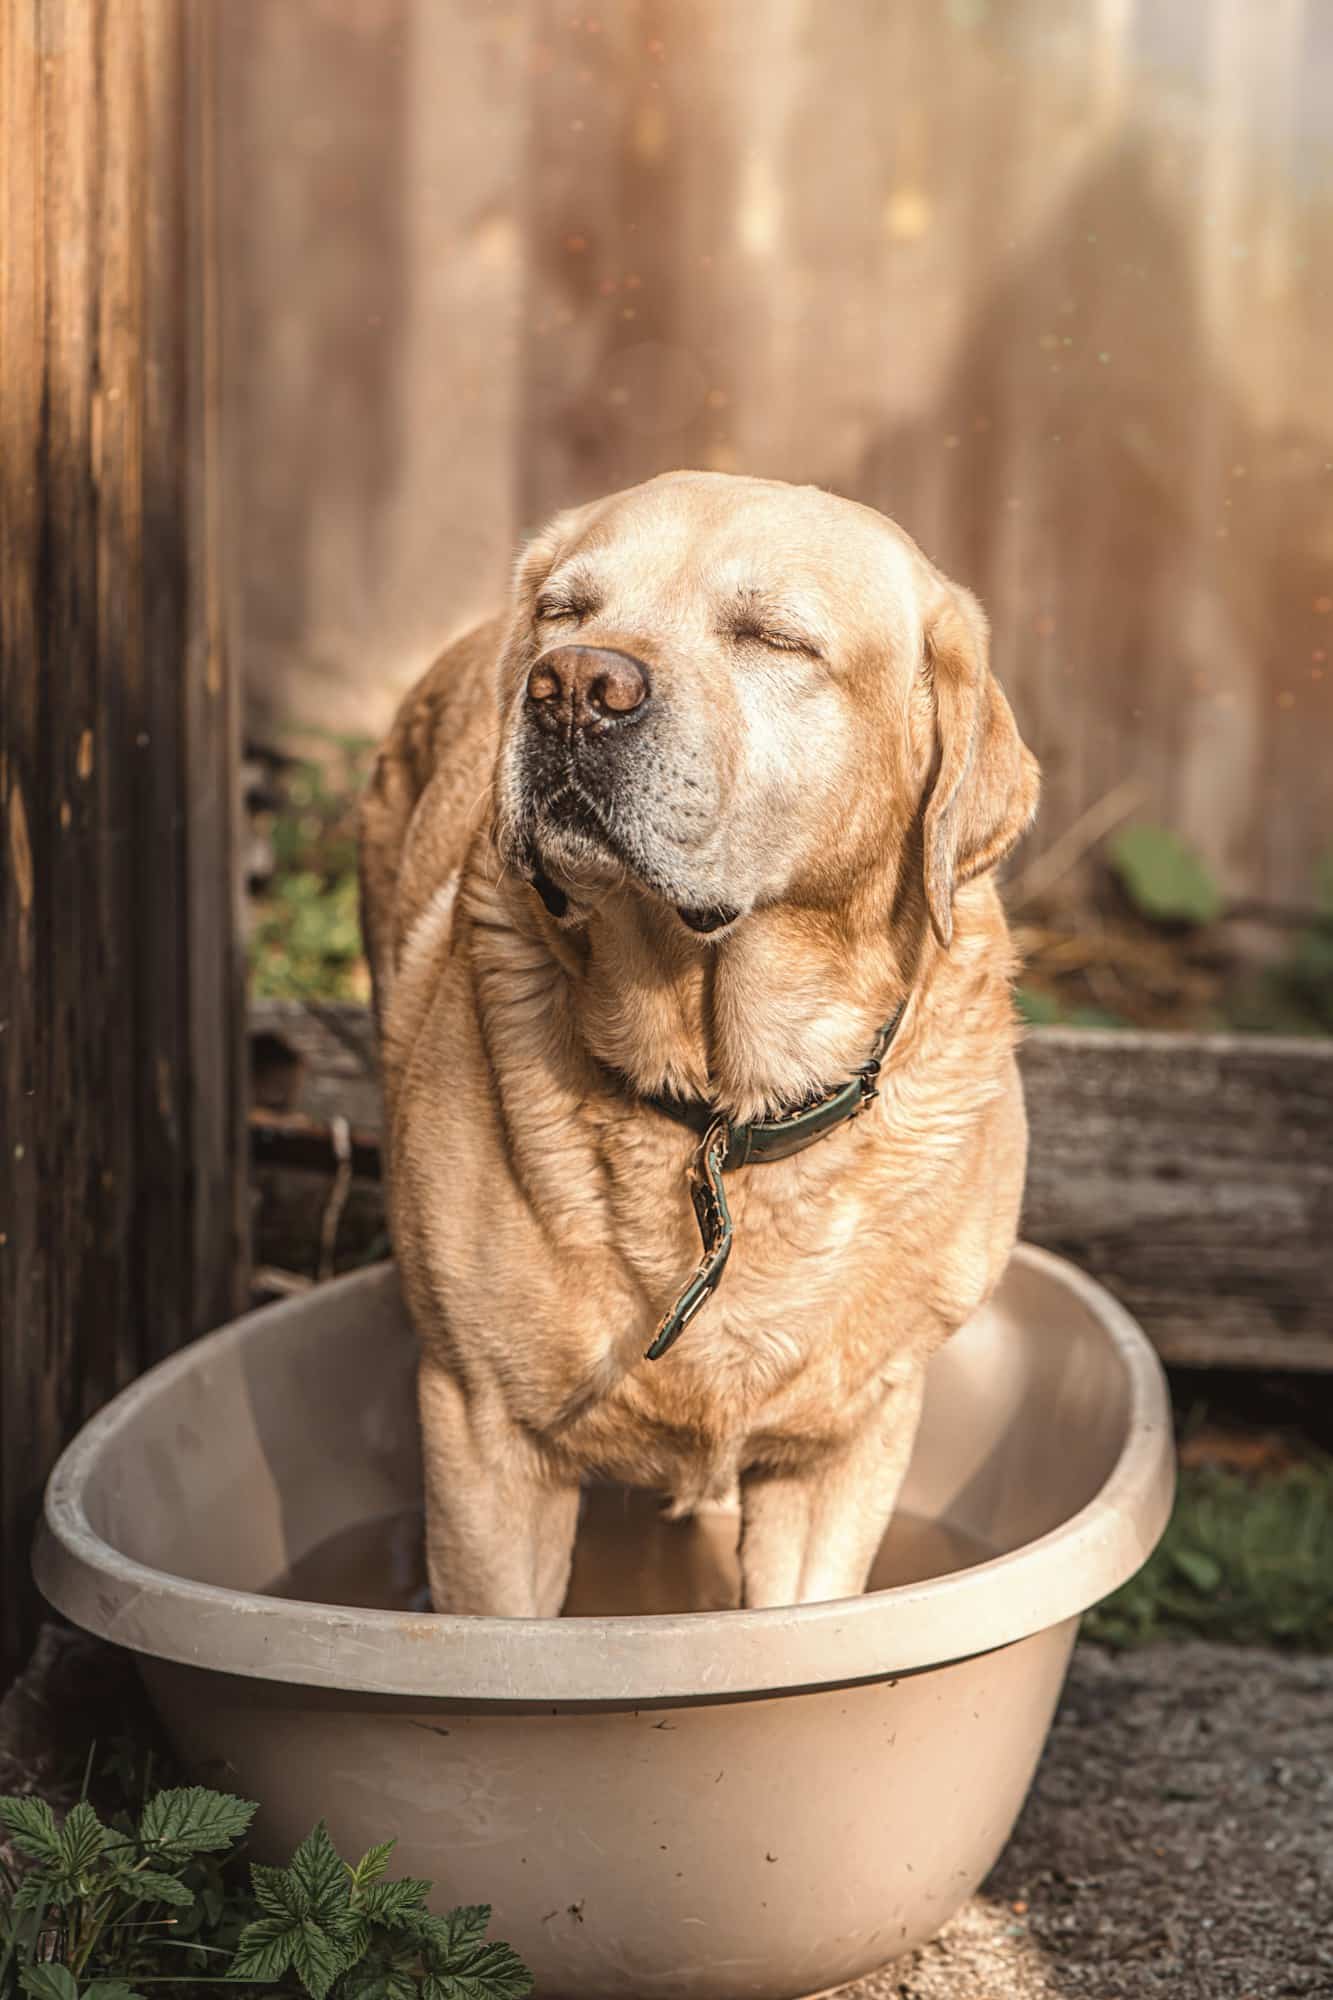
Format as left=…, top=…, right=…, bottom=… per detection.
left=247, top=1005, right=1333, bottom=1373
left=0, top=0, right=245, bottom=1685
left=1019, top=1027, right=1333, bottom=1373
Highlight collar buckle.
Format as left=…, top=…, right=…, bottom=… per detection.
left=854, top=1055, right=883, bottom=1112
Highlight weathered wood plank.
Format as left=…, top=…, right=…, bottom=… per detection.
left=1, top=0, right=50, bottom=1693
left=248, top=1004, right=1333, bottom=1372
left=1, top=0, right=244, bottom=1684
left=1019, top=1028, right=1333, bottom=1372
left=176, top=0, right=248, bottom=1350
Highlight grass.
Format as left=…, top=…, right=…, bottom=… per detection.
left=1084, top=1455, right=1333, bottom=1651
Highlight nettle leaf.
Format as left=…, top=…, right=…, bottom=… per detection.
left=359, top=1877, right=433, bottom=1929
left=424, top=1905, right=492, bottom=1961
left=140, top=1787, right=257, bottom=1857
left=334, top=1973, right=382, bottom=2000
left=57, top=1801, right=107, bottom=1878
left=286, top=1822, right=351, bottom=1925
left=289, top=1916, right=352, bottom=2000
left=237, top=1830, right=365, bottom=1999
left=343, top=1910, right=372, bottom=1958
left=341, top=1961, right=417, bottom=2000
left=228, top=1913, right=300, bottom=1983
left=350, top=1839, right=397, bottom=1891
left=252, top=1859, right=309, bottom=1922
left=462, top=1941, right=534, bottom=1999
left=12, top=1872, right=53, bottom=1915
left=18, top=1968, right=78, bottom=2000
left=1109, top=824, right=1222, bottom=927
left=128, top=1867, right=196, bottom=1909
left=0, top=1796, right=61, bottom=1863
left=422, top=1944, right=534, bottom=2000
left=420, top=1908, right=533, bottom=2000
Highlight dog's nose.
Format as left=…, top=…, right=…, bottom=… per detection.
left=526, top=646, right=650, bottom=735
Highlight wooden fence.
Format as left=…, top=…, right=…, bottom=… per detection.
left=219, top=0, right=1333, bottom=908
left=0, top=0, right=246, bottom=1680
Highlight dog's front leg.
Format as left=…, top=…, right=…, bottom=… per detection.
left=739, top=1368, right=926, bottom=1608
left=418, top=1360, right=580, bottom=1616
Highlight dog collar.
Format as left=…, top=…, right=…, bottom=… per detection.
left=639, top=1001, right=908, bottom=1361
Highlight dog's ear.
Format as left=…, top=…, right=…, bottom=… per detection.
left=920, top=587, right=1040, bottom=948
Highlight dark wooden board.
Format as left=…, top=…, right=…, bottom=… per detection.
left=249, top=1004, right=1333, bottom=1373
left=1019, top=1028, right=1333, bottom=1372
left=1, top=0, right=244, bottom=1683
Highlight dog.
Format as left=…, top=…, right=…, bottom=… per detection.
left=358, top=470, right=1039, bottom=1616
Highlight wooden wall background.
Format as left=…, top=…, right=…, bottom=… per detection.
left=219, top=0, right=1333, bottom=908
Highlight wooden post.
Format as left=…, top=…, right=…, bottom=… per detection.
left=0, top=0, right=245, bottom=1683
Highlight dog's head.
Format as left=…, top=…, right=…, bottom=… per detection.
left=495, top=471, right=1037, bottom=947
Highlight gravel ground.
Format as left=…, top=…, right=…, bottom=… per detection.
left=843, top=1641, right=1333, bottom=2000
left=4, top=1630, right=1331, bottom=1999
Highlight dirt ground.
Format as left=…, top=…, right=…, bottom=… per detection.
left=3, top=1629, right=1330, bottom=1999
left=844, top=1641, right=1333, bottom=2000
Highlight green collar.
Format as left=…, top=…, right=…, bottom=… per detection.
left=639, top=1001, right=908, bottom=1360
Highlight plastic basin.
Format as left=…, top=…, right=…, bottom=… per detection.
left=36, top=1246, right=1173, bottom=2000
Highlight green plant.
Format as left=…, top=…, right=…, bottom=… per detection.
left=250, top=868, right=365, bottom=1001
left=0, top=1788, right=531, bottom=2000
left=1108, top=823, right=1223, bottom=927
left=230, top=1823, right=530, bottom=2000
left=1085, top=1458, right=1333, bottom=1651
left=249, top=740, right=373, bottom=1004
left=0, top=1786, right=254, bottom=1999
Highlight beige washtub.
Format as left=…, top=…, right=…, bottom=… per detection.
left=36, top=1246, right=1173, bottom=2000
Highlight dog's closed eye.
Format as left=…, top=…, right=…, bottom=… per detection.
left=726, top=621, right=824, bottom=659
left=535, top=568, right=603, bottom=625
left=719, top=585, right=825, bottom=660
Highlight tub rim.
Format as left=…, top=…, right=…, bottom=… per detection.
left=34, top=1244, right=1174, bottom=1705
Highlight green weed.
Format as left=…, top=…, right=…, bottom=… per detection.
left=1085, top=1458, right=1333, bottom=1651
left=0, top=1786, right=529, bottom=2000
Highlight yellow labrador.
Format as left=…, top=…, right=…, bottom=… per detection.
left=359, top=471, right=1038, bottom=1616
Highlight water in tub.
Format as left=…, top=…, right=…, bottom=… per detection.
left=265, top=1487, right=993, bottom=1616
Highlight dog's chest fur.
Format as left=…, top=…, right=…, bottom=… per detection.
left=390, top=919, right=1021, bottom=1503
left=566, top=1097, right=1009, bottom=1489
